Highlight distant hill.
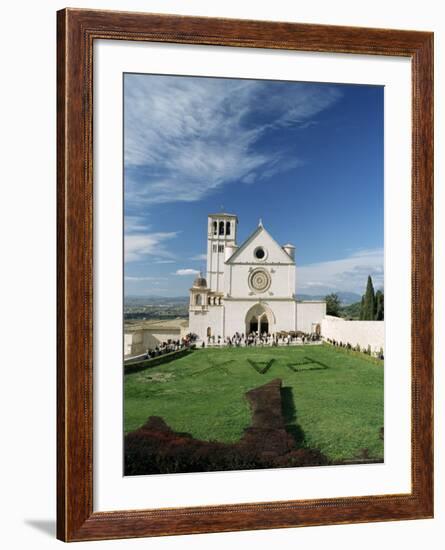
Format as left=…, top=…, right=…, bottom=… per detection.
left=125, top=295, right=189, bottom=306
left=126, top=292, right=363, bottom=307
left=124, top=296, right=189, bottom=321
left=297, top=291, right=361, bottom=306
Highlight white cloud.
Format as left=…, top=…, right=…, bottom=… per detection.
left=298, top=248, right=384, bottom=295
left=124, top=231, right=178, bottom=263
left=175, top=269, right=200, bottom=276
left=124, top=215, right=150, bottom=233
left=153, top=259, right=176, bottom=264
left=124, top=75, right=342, bottom=205
left=191, top=253, right=207, bottom=261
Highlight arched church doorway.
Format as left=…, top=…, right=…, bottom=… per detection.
left=249, top=316, right=258, bottom=334
left=260, top=317, right=269, bottom=334
left=245, top=304, right=273, bottom=335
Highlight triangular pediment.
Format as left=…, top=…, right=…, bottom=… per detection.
left=227, top=225, right=294, bottom=264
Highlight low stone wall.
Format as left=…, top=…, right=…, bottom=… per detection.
left=321, top=315, right=384, bottom=353
left=125, top=324, right=188, bottom=356
left=124, top=347, right=192, bottom=374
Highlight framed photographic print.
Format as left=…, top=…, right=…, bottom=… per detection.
left=57, top=8, right=434, bottom=542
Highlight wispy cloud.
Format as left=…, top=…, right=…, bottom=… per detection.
left=124, top=231, right=178, bottom=263
left=175, top=269, right=200, bottom=276
left=153, top=259, right=176, bottom=264
left=191, top=253, right=207, bottom=261
left=124, top=215, right=150, bottom=233
left=297, top=248, right=384, bottom=295
left=124, top=75, right=342, bottom=205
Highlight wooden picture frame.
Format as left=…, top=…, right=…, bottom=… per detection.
left=57, top=8, right=434, bottom=542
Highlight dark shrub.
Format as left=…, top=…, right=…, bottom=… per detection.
left=124, top=380, right=329, bottom=475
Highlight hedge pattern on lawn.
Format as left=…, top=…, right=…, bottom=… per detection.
left=247, top=358, right=275, bottom=374
left=190, top=359, right=235, bottom=377
left=286, top=356, right=329, bottom=373
left=124, top=378, right=328, bottom=475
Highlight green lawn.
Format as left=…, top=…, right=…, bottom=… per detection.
left=124, top=344, right=384, bottom=462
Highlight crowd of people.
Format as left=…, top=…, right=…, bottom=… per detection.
left=139, top=332, right=382, bottom=360
left=203, top=331, right=320, bottom=348
left=143, top=333, right=197, bottom=360
left=325, top=338, right=384, bottom=359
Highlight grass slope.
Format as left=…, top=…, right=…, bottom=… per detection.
left=124, top=344, right=383, bottom=462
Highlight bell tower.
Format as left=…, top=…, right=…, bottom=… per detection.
left=206, top=213, right=238, bottom=293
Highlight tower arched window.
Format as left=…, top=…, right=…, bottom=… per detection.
left=195, top=294, right=202, bottom=306
left=213, top=221, right=217, bottom=235
left=219, top=221, right=225, bottom=235
left=226, top=221, right=231, bottom=235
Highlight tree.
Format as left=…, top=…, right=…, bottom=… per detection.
left=361, top=275, right=376, bottom=320
left=359, top=295, right=365, bottom=320
left=375, top=290, right=384, bottom=320
left=325, top=293, right=341, bottom=317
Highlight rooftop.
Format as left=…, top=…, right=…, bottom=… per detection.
left=124, top=318, right=189, bottom=333
left=208, top=212, right=238, bottom=219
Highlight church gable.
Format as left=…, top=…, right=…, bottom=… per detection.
left=227, top=224, right=294, bottom=264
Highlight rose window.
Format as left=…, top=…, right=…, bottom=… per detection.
left=249, top=268, right=271, bottom=292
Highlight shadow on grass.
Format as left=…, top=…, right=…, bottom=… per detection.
left=125, top=380, right=329, bottom=475
left=281, top=386, right=306, bottom=448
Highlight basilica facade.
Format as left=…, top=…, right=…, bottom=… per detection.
left=189, top=213, right=326, bottom=341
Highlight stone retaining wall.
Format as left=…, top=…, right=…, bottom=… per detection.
left=321, top=315, right=384, bottom=353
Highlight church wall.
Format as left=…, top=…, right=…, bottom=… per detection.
left=267, top=300, right=297, bottom=333
left=188, top=306, right=224, bottom=340
left=230, top=227, right=293, bottom=264
left=226, top=264, right=296, bottom=299
left=223, top=300, right=252, bottom=336
left=320, top=315, right=384, bottom=353
left=296, top=301, right=327, bottom=333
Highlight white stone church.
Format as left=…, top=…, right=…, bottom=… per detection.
left=124, top=212, right=386, bottom=357
left=188, top=213, right=326, bottom=341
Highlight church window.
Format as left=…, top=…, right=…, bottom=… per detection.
left=195, top=294, right=202, bottom=306
left=219, top=221, right=225, bottom=235
left=254, top=246, right=266, bottom=260
left=213, top=221, right=217, bottom=235
left=218, top=244, right=224, bottom=253
left=226, top=221, right=231, bottom=235
left=212, top=244, right=217, bottom=252
left=249, top=268, right=271, bottom=293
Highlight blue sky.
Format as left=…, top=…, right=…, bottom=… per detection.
left=124, top=73, right=383, bottom=297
